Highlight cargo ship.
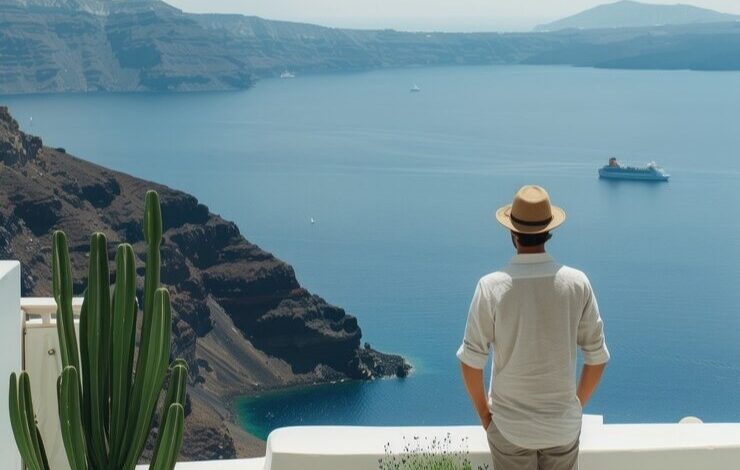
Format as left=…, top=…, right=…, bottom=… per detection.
left=598, top=157, right=669, bottom=181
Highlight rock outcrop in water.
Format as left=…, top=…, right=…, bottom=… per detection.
left=0, top=106, right=411, bottom=459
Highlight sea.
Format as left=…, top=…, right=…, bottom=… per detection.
left=5, top=65, right=740, bottom=440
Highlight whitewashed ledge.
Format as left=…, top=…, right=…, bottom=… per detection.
left=250, top=414, right=740, bottom=470
left=128, top=415, right=740, bottom=469
left=77, top=417, right=740, bottom=470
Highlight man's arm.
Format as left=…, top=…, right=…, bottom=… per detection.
left=460, top=362, right=492, bottom=429
left=456, top=281, right=495, bottom=429
left=577, top=278, right=610, bottom=407
left=577, top=363, right=606, bottom=407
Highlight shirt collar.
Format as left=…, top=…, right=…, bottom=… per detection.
left=509, top=253, right=554, bottom=265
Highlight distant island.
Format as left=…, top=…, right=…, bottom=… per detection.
left=535, top=0, right=740, bottom=32
left=2, top=0, right=740, bottom=94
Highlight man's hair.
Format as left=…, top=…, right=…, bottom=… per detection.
left=514, top=231, right=552, bottom=247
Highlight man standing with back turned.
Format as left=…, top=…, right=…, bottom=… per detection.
left=458, top=185, right=609, bottom=470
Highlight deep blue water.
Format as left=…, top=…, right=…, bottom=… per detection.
left=5, top=66, right=740, bottom=440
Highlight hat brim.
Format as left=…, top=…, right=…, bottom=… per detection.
left=495, top=204, right=566, bottom=234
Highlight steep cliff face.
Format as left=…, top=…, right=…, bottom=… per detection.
left=0, top=107, right=42, bottom=165
left=5, top=0, right=740, bottom=95
left=0, top=0, right=253, bottom=93
left=0, top=106, right=410, bottom=459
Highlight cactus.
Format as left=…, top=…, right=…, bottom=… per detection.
left=8, top=190, right=187, bottom=470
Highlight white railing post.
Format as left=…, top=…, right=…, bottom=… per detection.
left=0, top=261, right=22, bottom=470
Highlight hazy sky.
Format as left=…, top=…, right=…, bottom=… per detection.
left=164, top=0, right=740, bottom=31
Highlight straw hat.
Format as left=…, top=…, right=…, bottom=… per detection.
left=495, top=185, right=566, bottom=234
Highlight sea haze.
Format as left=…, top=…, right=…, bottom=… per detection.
left=5, top=65, right=740, bottom=439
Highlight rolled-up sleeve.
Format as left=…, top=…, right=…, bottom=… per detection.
left=456, top=281, right=495, bottom=370
left=578, top=280, right=610, bottom=365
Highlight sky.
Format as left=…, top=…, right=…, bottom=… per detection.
left=163, top=0, right=740, bottom=31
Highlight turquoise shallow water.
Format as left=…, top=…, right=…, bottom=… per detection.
left=5, top=65, right=740, bottom=440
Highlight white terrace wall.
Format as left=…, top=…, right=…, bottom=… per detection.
left=263, top=418, right=740, bottom=470
left=0, top=261, right=22, bottom=470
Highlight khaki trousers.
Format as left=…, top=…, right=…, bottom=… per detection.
left=486, top=421, right=580, bottom=470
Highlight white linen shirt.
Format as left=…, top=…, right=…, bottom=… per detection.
left=457, top=253, right=610, bottom=449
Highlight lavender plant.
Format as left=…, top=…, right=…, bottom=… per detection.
left=378, top=433, right=490, bottom=470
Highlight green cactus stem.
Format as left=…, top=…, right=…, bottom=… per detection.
left=58, top=367, right=88, bottom=470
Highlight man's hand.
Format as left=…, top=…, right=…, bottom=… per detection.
left=481, top=412, right=492, bottom=430
left=459, top=361, right=491, bottom=429
left=577, top=363, right=607, bottom=408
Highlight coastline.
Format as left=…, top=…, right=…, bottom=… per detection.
left=0, top=106, right=411, bottom=460
left=230, top=377, right=398, bottom=443
left=5, top=0, right=740, bottom=96
left=230, top=347, right=416, bottom=444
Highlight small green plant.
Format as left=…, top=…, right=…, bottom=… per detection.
left=8, top=190, right=187, bottom=470
left=378, top=433, right=490, bottom=470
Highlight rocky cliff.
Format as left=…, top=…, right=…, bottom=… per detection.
left=0, top=106, right=410, bottom=459
left=4, top=0, right=740, bottom=95
left=0, top=0, right=253, bottom=93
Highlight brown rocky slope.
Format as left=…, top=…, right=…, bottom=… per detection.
left=0, top=106, right=410, bottom=460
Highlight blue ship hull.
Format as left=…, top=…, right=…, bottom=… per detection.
left=599, top=167, right=669, bottom=181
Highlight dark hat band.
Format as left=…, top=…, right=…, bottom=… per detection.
left=510, top=214, right=553, bottom=227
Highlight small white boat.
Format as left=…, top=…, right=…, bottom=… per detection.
left=410, top=84, right=421, bottom=92
left=310, top=217, right=315, bottom=225
left=280, top=70, right=296, bottom=79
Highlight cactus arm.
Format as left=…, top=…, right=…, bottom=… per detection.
left=58, top=367, right=89, bottom=470
left=137, top=191, right=162, bottom=395
left=52, top=231, right=91, bottom=465
left=9, top=373, right=42, bottom=470
left=121, top=288, right=171, bottom=470
left=149, top=404, right=184, bottom=470
left=169, top=363, right=187, bottom=407
left=52, top=231, right=80, bottom=372
left=83, top=233, right=111, bottom=468
left=132, top=191, right=162, bottom=421
left=117, top=191, right=163, bottom=469
left=17, top=374, right=43, bottom=470
left=109, top=244, right=138, bottom=463
left=151, top=362, right=187, bottom=459
left=19, top=372, right=47, bottom=469
left=78, top=291, right=97, bottom=468
left=143, top=190, right=162, bottom=323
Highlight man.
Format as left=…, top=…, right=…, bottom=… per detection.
left=457, top=185, right=609, bottom=470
